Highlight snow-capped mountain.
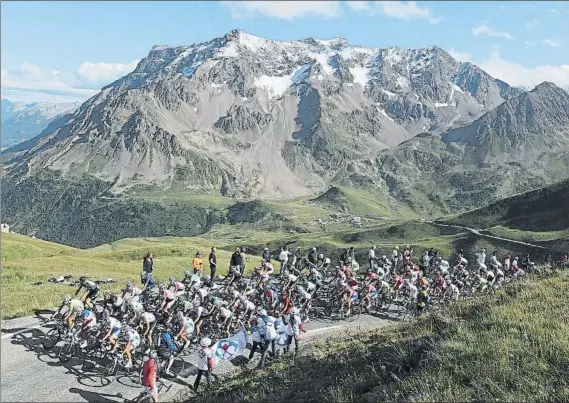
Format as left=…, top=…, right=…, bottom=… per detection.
left=3, top=30, right=524, bottom=199
left=1, top=99, right=80, bottom=148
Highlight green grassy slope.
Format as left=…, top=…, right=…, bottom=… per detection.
left=443, top=179, right=569, bottom=231
left=191, top=270, right=569, bottom=403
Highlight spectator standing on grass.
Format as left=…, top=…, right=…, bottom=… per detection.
left=208, top=247, right=217, bottom=281
left=368, top=246, right=376, bottom=272
left=142, top=253, right=154, bottom=282
left=279, top=246, right=290, bottom=275
left=192, top=252, right=203, bottom=275
left=194, top=337, right=215, bottom=392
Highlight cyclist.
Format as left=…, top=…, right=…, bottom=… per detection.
left=361, top=283, right=378, bottom=310
left=121, top=324, right=141, bottom=369
left=159, top=326, right=179, bottom=376
left=75, top=277, right=100, bottom=308
left=160, top=287, right=177, bottom=313
left=78, top=307, right=97, bottom=346
left=169, top=276, right=186, bottom=298
left=63, top=296, right=84, bottom=330
left=138, top=311, right=157, bottom=348
left=101, top=311, right=122, bottom=352
left=174, top=311, right=195, bottom=350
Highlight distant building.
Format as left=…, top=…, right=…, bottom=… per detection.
left=1, top=223, right=10, bottom=233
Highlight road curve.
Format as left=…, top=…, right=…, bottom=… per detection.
left=429, top=221, right=548, bottom=250
left=0, top=310, right=396, bottom=402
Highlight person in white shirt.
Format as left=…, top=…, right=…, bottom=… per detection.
left=249, top=312, right=267, bottom=362
left=392, top=246, right=400, bottom=268
left=285, top=307, right=306, bottom=354
left=194, top=338, right=214, bottom=391
left=368, top=246, right=376, bottom=272
left=476, top=249, right=487, bottom=266
left=278, top=246, right=291, bottom=275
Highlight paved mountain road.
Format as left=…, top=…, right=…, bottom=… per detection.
left=1, top=311, right=394, bottom=402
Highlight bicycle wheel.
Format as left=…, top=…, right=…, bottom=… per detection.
left=101, top=361, right=117, bottom=385
left=345, top=305, right=361, bottom=322
left=42, top=328, right=60, bottom=350
left=59, top=342, right=77, bottom=362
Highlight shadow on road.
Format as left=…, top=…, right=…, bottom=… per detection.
left=69, top=387, right=124, bottom=403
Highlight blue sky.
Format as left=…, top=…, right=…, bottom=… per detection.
left=2, top=1, right=568, bottom=102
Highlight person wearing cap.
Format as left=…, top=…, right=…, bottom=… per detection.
left=194, top=337, right=214, bottom=391
left=192, top=252, right=203, bottom=275
left=140, top=350, right=159, bottom=402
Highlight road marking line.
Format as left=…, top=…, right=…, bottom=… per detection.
left=1, top=324, right=44, bottom=340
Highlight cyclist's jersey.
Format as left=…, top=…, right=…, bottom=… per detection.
left=142, top=312, right=156, bottom=323
left=418, top=278, right=429, bottom=288
left=231, top=290, right=241, bottom=300
left=196, top=306, right=207, bottom=319
left=496, top=268, right=504, bottom=278
left=219, top=307, right=233, bottom=319
left=84, top=280, right=98, bottom=291
left=174, top=281, right=185, bottom=291
left=245, top=300, right=255, bottom=311
left=478, top=277, right=488, bottom=285
left=380, top=281, right=390, bottom=294
left=287, top=273, right=298, bottom=282
left=190, top=274, right=201, bottom=287
left=306, top=281, right=316, bottom=292
left=130, top=300, right=144, bottom=313
left=197, top=288, right=208, bottom=299
left=127, top=328, right=141, bottom=344
left=69, top=299, right=84, bottom=312
left=181, top=317, right=195, bottom=332
left=486, top=270, right=495, bottom=280
left=393, top=276, right=404, bottom=288
left=108, top=317, right=121, bottom=332
left=113, top=296, right=124, bottom=307
left=450, top=284, right=460, bottom=298
left=367, top=284, right=377, bottom=296
left=83, top=310, right=96, bottom=326
left=368, top=272, right=379, bottom=282
left=164, top=290, right=176, bottom=301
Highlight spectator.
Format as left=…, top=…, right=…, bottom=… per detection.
left=262, top=247, right=271, bottom=263
left=208, top=247, right=217, bottom=281
left=143, top=253, right=154, bottom=279
left=192, top=252, right=203, bottom=275
left=139, top=351, right=159, bottom=403
left=230, top=247, right=242, bottom=273
left=194, top=337, right=214, bottom=391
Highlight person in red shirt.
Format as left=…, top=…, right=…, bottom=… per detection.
left=139, top=351, right=158, bottom=402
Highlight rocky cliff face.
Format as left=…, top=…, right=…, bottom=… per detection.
left=2, top=30, right=523, bottom=199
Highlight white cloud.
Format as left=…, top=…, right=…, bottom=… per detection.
left=345, top=1, right=371, bottom=12
left=446, top=48, right=569, bottom=89
left=1, top=59, right=139, bottom=103
left=542, top=39, right=561, bottom=48
left=77, top=60, right=139, bottom=86
left=221, top=1, right=342, bottom=20
left=447, top=48, right=471, bottom=62
left=376, top=1, right=445, bottom=24
left=472, top=23, right=513, bottom=39
left=525, top=19, right=539, bottom=28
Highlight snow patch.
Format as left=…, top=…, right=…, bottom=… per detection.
left=377, top=107, right=394, bottom=122
left=237, top=32, right=267, bottom=52
left=396, top=76, right=409, bottom=88
left=452, top=84, right=464, bottom=94
left=349, top=66, right=369, bottom=88
left=220, top=43, right=239, bottom=57
left=435, top=102, right=449, bottom=108
left=309, top=53, right=334, bottom=75
left=254, top=74, right=292, bottom=99
left=211, top=81, right=227, bottom=88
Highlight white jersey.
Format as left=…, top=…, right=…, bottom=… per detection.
left=127, top=329, right=141, bottom=346
left=108, top=317, right=121, bottom=330
left=409, top=284, right=418, bottom=300
left=265, top=317, right=277, bottom=340
left=368, top=249, right=376, bottom=260
left=131, top=300, right=144, bottom=313
left=181, top=317, right=195, bottom=332
left=392, top=249, right=399, bottom=259
left=286, top=314, right=302, bottom=336
left=476, top=252, right=486, bottom=266
left=142, top=312, right=155, bottom=323
left=219, top=307, right=233, bottom=319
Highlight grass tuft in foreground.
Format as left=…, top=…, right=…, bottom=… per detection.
left=188, top=270, right=569, bottom=403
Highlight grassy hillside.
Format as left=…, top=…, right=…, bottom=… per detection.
left=443, top=179, right=569, bottom=231
left=192, top=270, right=569, bottom=403
left=0, top=233, right=237, bottom=319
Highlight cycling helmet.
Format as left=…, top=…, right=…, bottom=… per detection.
left=318, top=253, right=324, bottom=260
left=73, top=304, right=83, bottom=313
left=149, top=350, right=158, bottom=359
left=184, top=269, right=191, bottom=278
left=311, top=247, right=316, bottom=252
left=79, top=276, right=88, bottom=284
left=175, top=311, right=184, bottom=321
left=82, top=309, right=91, bottom=318
left=200, top=337, right=211, bottom=347
left=291, top=307, right=300, bottom=315
left=102, top=310, right=110, bottom=322
left=258, top=308, right=267, bottom=316
left=264, top=247, right=269, bottom=252
left=382, top=255, right=387, bottom=260
left=104, top=290, right=111, bottom=298
left=62, top=294, right=72, bottom=304
left=121, top=324, right=130, bottom=334
left=324, top=257, right=331, bottom=265
left=395, top=246, right=399, bottom=250
left=210, top=296, right=221, bottom=306
left=125, top=280, right=133, bottom=291
left=169, top=276, right=176, bottom=285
